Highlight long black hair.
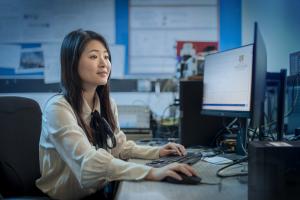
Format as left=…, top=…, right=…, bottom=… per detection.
left=60, top=29, right=116, bottom=149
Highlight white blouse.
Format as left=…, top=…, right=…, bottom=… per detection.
left=35, top=94, right=160, bottom=200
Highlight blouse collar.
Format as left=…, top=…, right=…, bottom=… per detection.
left=82, top=94, right=101, bottom=119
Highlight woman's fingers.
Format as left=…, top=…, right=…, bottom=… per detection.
left=166, top=163, right=198, bottom=177
left=160, top=143, right=188, bottom=157
left=145, top=163, right=199, bottom=181
left=167, top=143, right=186, bottom=156
left=185, top=164, right=198, bottom=176
left=166, top=170, right=182, bottom=180
left=177, top=144, right=186, bottom=155
left=175, top=164, right=193, bottom=176
left=174, top=145, right=182, bottom=156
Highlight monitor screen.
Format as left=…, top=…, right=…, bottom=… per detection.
left=202, top=44, right=254, bottom=117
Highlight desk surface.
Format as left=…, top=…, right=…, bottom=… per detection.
left=115, top=157, right=248, bottom=200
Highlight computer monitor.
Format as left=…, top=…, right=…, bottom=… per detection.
left=202, top=22, right=267, bottom=130
left=201, top=23, right=267, bottom=154
left=201, top=44, right=254, bottom=118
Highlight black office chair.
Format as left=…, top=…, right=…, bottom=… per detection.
left=0, top=96, right=48, bottom=199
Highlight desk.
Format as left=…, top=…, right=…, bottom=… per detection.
left=115, top=157, right=248, bottom=200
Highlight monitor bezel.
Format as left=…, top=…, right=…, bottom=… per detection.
left=249, top=22, right=267, bottom=130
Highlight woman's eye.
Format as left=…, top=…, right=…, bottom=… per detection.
left=90, top=55, right=97, bottom=59
left=104, top=55, right=109, bottom=59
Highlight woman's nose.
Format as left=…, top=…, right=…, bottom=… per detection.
left=98, top=57, right=106, bottom=67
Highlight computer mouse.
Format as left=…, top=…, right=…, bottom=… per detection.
left=163, top=172, right=202, bottom=185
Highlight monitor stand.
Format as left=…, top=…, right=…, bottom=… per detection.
left=236, top=118, right=247, bottom=156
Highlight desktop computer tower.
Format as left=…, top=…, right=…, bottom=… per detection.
left=248, top=141, right=300, bottom=200
left=179, top=80, right=223, bottom=147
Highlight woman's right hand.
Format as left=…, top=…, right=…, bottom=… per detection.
left=145, top=163, right=198, bottom=181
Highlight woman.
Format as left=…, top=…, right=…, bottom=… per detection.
left=36, top=29, right=197, bottom=200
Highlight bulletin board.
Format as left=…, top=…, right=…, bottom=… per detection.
left=128, top=0, right=219, bottom=76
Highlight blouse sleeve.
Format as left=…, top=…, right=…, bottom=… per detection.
left=110, top=99, right=160, bottom=160
left=44, top=98, right=153, bottom=189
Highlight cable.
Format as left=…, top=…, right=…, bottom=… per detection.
left=210, top=118, right=238, bottom=147
left=216, top=157, right=248, bottom=178
left=238, top=118, right=249, bottom=156
left=225, top=118, right=238, bottom=135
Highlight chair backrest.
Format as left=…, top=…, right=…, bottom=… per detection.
left=0, top=96, right=44, bottom=197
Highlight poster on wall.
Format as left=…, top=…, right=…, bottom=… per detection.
left=129, top=0, right=219, bottom=76
left=176, top=41, right=218, bottom=78
left=0, top=44, right=44, bottom=79
left=16, top=47, right=45, bottom=74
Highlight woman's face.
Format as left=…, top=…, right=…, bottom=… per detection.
left=78, top=40, right=111, bottom=90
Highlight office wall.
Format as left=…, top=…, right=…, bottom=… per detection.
left=242, top=0, right=300, bottom=73
left=0, top=0, right=221, bottom=79
left=0, top=0, right=241, bottom=118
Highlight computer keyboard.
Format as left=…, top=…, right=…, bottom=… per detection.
left=146, top=152, right=203, bottom=168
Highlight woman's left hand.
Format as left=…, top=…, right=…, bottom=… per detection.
left=159, top=142, right=187, bottom=157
